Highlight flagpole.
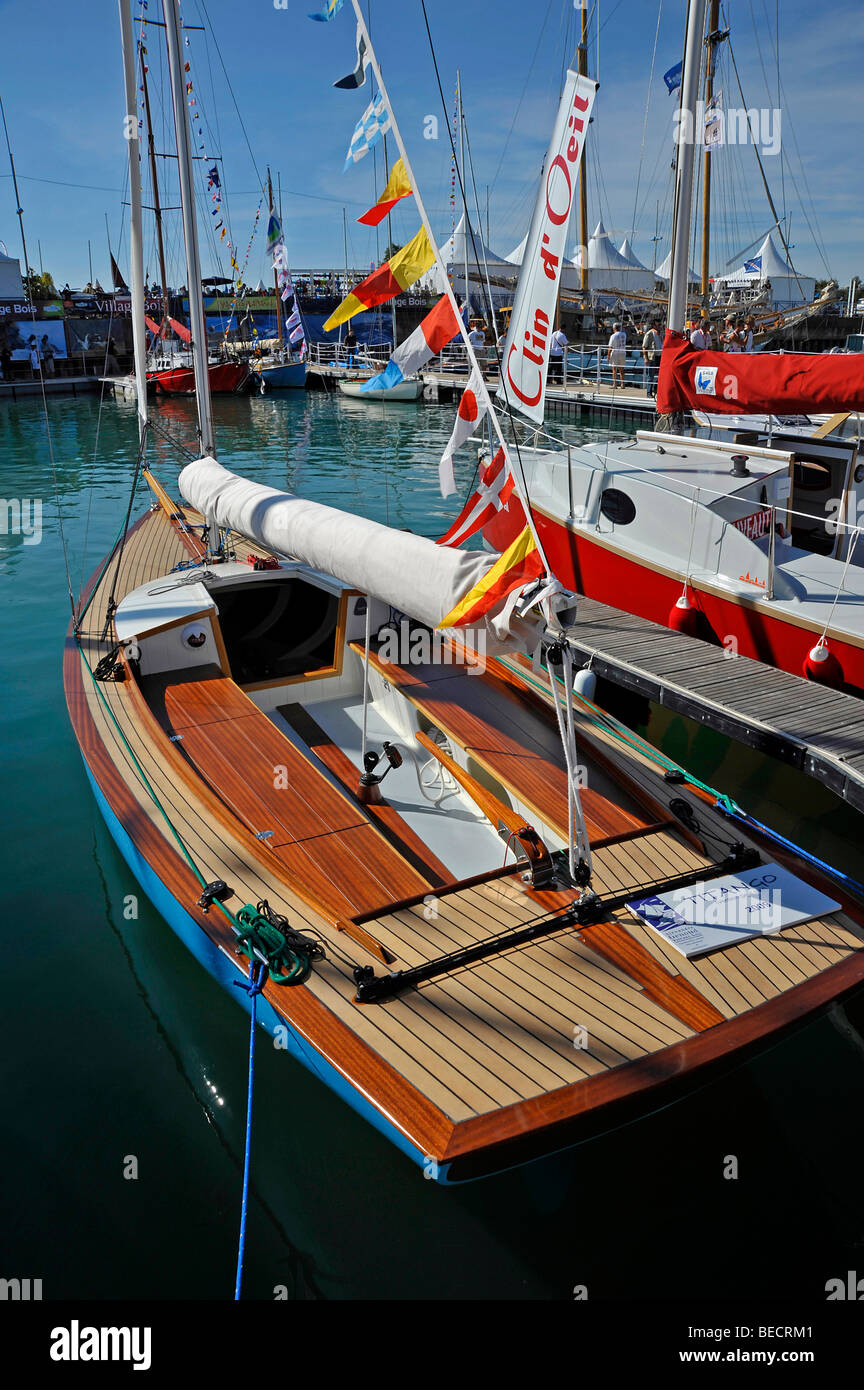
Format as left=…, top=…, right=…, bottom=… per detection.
left=346, top=0, right=552, bottom=574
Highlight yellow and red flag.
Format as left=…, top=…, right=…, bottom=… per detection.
left=439, top=526, right=544, bottom=629
left=323, top=226, right=435, bottom=331
left=358, top=157, right=411, bottom=226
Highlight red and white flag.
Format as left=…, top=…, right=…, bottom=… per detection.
left=437, top=447, right=514, bottom=547
left=440, top=366, right=486, bottom=497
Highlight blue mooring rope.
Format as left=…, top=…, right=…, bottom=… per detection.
left=717, top=802, right=864, bottom=901
left=233, top=961, right=268, bottom=1300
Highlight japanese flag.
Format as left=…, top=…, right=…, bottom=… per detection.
left=439, top=366, right=487, bottom=497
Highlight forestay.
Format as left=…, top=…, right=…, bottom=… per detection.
left=496, top=71, right=597, bottom=424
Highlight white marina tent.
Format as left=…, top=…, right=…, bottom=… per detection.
left=712, top=233, right=815, bottom=309
left=654, top=249, right=700, bottom=287
left=0, top=249, right=24, bottom=300
left=420, top=213, right=514, bottom=301
left=569, top=221, right=658, bottom=294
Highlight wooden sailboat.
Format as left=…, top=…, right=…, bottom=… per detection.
left=66, top=0, right=864, bottom=1185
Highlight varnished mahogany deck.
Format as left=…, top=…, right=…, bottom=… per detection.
left=143, top=667, right=431, bottom=919
left=351, top=640, right=656, bottom=846
left=64, top=498, right=864, bottom=1178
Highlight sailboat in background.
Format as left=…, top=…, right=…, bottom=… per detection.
left=249, top=170, right=307, bottom=392
left=136, top=14, right=248, bottom=396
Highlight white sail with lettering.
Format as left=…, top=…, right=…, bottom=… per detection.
left=496, top=72, right=597, bottom=424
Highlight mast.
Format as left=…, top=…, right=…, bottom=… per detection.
left=342, top=206, right=350, bottom=341
left=700, top=0, right=721, bottom=298
left=668, top=0, right=708, bottom=331
left=382, top=135, right=397, bottom=351
left=118, top=0, right=148, bottom=440
left=457, top=71, right=468, bottom=320
left=577, top=0, right=589, bottom=293
left=163, top=0, right=214, bottom=456
left=268, top=167, right=283, bottom=345
left=140, top=59, right=170, bottom=326
left=0, top=92, right=33, bottom=309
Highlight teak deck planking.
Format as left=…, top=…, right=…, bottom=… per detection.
left=64, top=503, right=864, bottom=1175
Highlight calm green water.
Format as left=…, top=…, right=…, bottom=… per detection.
left=2, top=389, right=863, bottom=1301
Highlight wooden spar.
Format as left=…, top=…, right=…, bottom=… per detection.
left=381, top=135, right=398, bottom=351
left=415, top=730, right=555, bottom=883
left=140, top=58, right=169, bottom=332
left=701, top=0, right=721, bottom=298
left=267, top=167, right=283, bottom=344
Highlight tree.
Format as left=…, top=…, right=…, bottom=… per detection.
left=383, top=241, right=402, bottom=261
left=24, top=267, right=58, bottom=300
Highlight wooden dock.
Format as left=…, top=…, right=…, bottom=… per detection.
left=563, top=595, right=864, bottom=813
left=421, top=370, right=657, bottom=425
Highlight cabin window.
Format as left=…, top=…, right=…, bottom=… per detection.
left=212, top=577, right=340, bottom=685
left=599, top=488, right=636, bottom=525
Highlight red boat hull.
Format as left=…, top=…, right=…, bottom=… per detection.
left=532, top=506, right=864, bottom=698
left=148, top=362, right=249, bottom=395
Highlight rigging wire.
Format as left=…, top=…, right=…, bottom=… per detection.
left=488, top=0, right=557, bottom=197
left=630, top=0, right=664, bottom=244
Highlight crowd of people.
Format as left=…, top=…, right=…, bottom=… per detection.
left=688, top=313, right=756, bottom=353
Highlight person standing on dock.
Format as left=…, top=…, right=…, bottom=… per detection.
left=27, top=337, right=41, bottom=378
left=549, top=325, right=568, bottom=384
left=343, top=326, right=358, bottom=367
left=743, top=315, right=755, bottom=352
left=721, top=315, right=742, bottom=351
left=641, top=322, right=662, bottom=395
left=0, top=342, right=12, bottom=381
left=607, top=322, right=627, bottom=388
left=689, top=318, right=712, bottom=350
left=40, top=335, right=55, bottom=377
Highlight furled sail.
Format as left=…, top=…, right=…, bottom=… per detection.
left=657, top=330, right=864, bottom=415
left=495, top=71, right=598, bottom=425
left=179, top=456, right=520, bottom=632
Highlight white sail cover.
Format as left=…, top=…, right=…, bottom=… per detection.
left=496, top=72, right=598, bottom=424
left=179, top=456, right=498, bottom=631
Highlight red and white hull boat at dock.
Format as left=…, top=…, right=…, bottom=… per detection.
left=492, top=421, right=864, bottom=698
left=147, top=359, right=250, bottom=395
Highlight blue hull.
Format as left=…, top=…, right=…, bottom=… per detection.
left=257, top=362, right=306, bottom=390
left=82, top=760, right=444, bottom=1180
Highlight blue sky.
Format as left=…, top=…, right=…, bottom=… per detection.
left=0, top=0, right=860, bottom=291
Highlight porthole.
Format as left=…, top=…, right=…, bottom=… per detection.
left=599, top=488, right=636, bottom=525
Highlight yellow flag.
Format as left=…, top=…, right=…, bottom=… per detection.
left=324, top=226, right=435, bottom=332
left=357, top=157, right=412, bottom=226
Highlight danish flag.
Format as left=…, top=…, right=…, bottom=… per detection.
left=437, top=447, right=515, bottom=547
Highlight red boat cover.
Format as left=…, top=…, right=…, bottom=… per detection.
left=656, top=329, right=864, bottom=415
